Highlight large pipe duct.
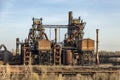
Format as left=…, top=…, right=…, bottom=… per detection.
left=96, top=29, right=99, bottom=65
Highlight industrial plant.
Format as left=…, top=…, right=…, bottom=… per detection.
left=0, top=11, right=120, bottom=80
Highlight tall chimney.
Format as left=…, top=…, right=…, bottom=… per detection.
left=55, top=28, right=58, bottom=44
left=68, top=11, right=73, bottom=25
left=96, top=29, right=99, bottom=65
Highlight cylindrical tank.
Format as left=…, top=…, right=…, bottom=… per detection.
left=62, top=50, right=73, bottom=65
left=65, top=50, right=73, bottom=65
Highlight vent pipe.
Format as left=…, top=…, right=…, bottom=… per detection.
left=96, top=29, right=99, bottom=65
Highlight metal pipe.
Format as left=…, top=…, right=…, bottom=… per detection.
left=16, top=38, right=19, bottom=54
left=96, top=29, right=99, bottom=65
left=55, top=28, right=58, bottom=43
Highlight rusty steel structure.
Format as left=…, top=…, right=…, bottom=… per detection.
left=14, top=11, right=95, bottom=66
left=0, top=11, right=119, bottom=66
left=0, top=11, right=120, bottom=80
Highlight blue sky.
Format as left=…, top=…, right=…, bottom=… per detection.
left=0, top=0, right=120, bottom=51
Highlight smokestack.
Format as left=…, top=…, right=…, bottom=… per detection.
left=96, top=29, right=99, bottom=65
left=68, top=11, right=73, bottom=25
left=55, top=28, right=58, bottom=44
left=16, top=38, right=19, bottom=54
